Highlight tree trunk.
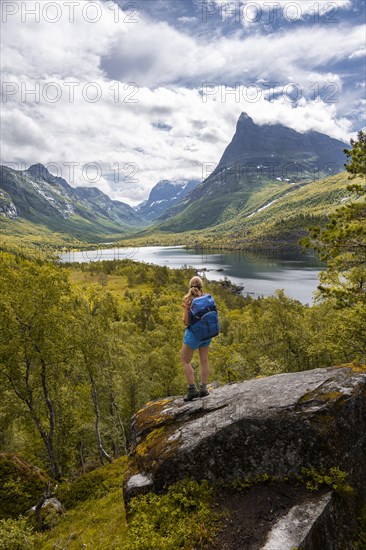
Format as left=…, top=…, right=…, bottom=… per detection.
left=88, top=366, right=112, bottom=464
left=39, top=356, right=62, bottom=479
left=11, top=357, right=62, bottom=480
left=34, top=482, right=52, bottom=531
left=109, top=389, right=127, bottom=456
left=80, top=437, right=86, bottom=473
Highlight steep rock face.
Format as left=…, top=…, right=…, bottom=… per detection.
left=216, top=113, right=347, bottom=177
left=136, top=179, right=200, bottom=221
left=124, top=366, right=366, bottom=495
left=123, top=366, right=366, bottom=545
left=0, top=191, right=18, bottom=219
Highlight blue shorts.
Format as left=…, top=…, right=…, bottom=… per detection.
left=183, top=328, right=212, bottom=350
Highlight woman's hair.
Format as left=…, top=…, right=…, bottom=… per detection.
left=183, top=276, right=203, bottom=307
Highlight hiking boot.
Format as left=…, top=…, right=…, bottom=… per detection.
left=199, top=385, right=209, bottom=398
left=183, top=386, right=200, bottom=402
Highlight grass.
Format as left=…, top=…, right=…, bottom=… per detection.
left=28, top=458, right=219, bottom=550
left=35, top=488, right=128, bottom=549
left=34, top=458, right=129, bottom=549
left=66, top=269, right=153, bottom=297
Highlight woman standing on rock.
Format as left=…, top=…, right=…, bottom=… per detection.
left=180, top=276, right=213, bottom=401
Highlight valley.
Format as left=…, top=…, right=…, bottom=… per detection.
left=0, top=113, right=353, bottom=252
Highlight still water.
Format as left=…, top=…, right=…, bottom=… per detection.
left=59, top=246, right=324, bottom=305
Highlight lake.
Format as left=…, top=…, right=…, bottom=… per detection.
left=59, top=246, right=324, bottom=304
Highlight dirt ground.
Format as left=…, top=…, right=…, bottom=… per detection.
left=207, top=482, right=318, bottom=549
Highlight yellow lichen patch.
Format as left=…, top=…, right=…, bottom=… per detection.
left=134, top=399, right=175, bottom=434
left=318, top=391, right=343, bottom=401
left=135, top=443, right=148, bottom=457
left=336, top=363, right=366, bottom=374
left=143, top=398, right=172, bottom=410
left=299, top=392, right=316, bottom=403
left=130, top=423, right=182, bottom=478
left=135, top=427, right=167, bottom=458
left=146, top=426, right=166, bottom=443
left=299, top=389, right=344, bottom=404
left=348, top=364, right=366, bottom=374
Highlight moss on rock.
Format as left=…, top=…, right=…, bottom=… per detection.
left=0, top=452, right=49, bottom=519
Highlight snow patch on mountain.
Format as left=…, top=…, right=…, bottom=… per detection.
left=29, top=178, right=75, bottom=218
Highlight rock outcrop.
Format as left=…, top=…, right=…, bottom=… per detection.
left=0, top=191, right=18, bottom=219
left=123, top=365, right=366, bottom=547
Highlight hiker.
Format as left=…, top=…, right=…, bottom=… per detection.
left=180, top=275, right=217, bottom=401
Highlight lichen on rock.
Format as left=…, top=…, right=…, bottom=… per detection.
left=123, top=365, right=366, bottom=546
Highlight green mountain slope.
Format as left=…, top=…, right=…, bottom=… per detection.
left=201, top=172, right=356, bottom=247
left=0, top=164, right=143, bottom=244
left=118, top=172, right=358, bottom=249
left=152, top=113, right=347, bottom=234
left=155, top=177, right=291, bottom=232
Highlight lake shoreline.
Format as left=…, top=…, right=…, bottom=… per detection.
left=59, top=245, right=323, bottom=305
left=58, top=242, right=317, bottom=258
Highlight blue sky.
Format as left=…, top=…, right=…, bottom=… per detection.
left=1, top=0, right=365, bottom=204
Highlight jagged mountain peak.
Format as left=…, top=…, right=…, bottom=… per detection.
left=135, top=178, right=200, bottom=221
left=238, top=112, right=255, bottom=124
left=26, top=163, right=50, bottom=178
left=216, top=114, right=348, bottom=174
left=154, top=179, right=188, bottom=191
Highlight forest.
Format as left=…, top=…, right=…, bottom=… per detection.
left=1, top=252, right=365, bottom=483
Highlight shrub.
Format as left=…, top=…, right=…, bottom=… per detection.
left=0, top=453, right=48, bottom=519
left=121, top=479, right=220, bottom=549
left=56, top=457, right=127, bottom=509
left=298, top=466, right=353, bottom=494
left=0, top=518, right=35, bottom=550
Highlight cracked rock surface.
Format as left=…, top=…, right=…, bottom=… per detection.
left=123, top=365, right=366, bottom=546
left=124, top=366, right=366, bottom=495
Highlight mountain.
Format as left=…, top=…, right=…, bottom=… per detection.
left=117, top=172, right=357, bottom=250
left=214, top=112, right=347, bottom=180
left=154, top=113, right=348, bottom=232
left=0, top=164, right=143, bottom=241
left=135, top=179, right=200, bottom=221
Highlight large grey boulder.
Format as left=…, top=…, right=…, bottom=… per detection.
left=123, top=365, right=366, bottom=546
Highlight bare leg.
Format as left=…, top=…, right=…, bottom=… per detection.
left=198, top=346, right=210, bottom=385
left=180, top=344, right=195, bottom=385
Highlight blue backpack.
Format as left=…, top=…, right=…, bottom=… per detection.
left=189, top=294, right=219, bottom=341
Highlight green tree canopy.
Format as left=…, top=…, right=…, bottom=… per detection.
left=344, top=130, right=366, bottom=179
left=304, top=132, right=366, bottom=305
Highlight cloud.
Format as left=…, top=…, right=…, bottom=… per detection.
left=1, top=77, right=353, bottom=205
left=1, top=0, right=123, bottom=80
left=178, top=16, right=198, bottom=23
left=209, top=0, right=352, bottom=17
left=349, top=48, right=366, bottom=59
left=99, top=12, right=364, bottom=91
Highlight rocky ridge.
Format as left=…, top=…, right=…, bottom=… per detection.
left=135, top=179, right=200, bottom=221
left=0, top=163, right=143, bottom=238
